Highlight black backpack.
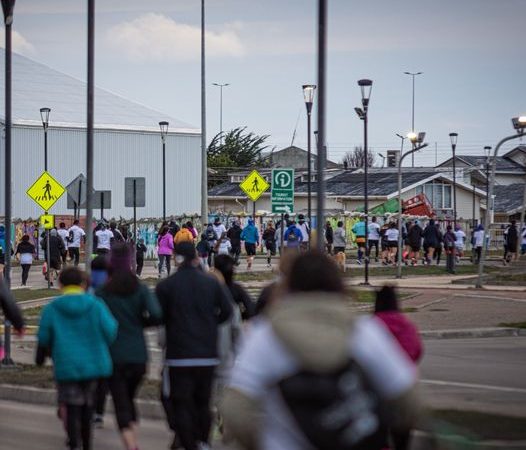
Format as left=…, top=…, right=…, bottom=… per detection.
left=278, top=359, right=387, bottom=450
left=206, top=228, right=217, bottom=242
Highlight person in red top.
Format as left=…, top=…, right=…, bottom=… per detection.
left=374, top=285, right=422, bottom=363
left=374, top=285, right=422, bottom=450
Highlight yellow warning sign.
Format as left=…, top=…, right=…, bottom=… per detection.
left=27, top=171, right=65, bottom=211
left=40, top=214, right=55, bottom=230
left=239, top=170, right=270, bottom=202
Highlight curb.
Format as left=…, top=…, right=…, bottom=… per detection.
left=421, top=327, right=526, bottom=340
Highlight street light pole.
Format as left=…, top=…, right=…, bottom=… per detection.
left=39, top=108, right=51, bottom=289
left=397, top=133, right=427, bottom=279
left=484, top=146, right=491, bottom=216
left=201, top=0, right=208, bottom=228
left=355, top=79, right=373, bottom=285
left=212, top=82, right=229, bottom=146
left=404, top=71, right=423, bottom=167
left=302, top=84, right=316, bottom=236
left=396, top=133, right=406, bottom=164
left=159, top=121, right=169, bottom=222
left=476, top=117, right=526, bottom=288
left=449, top=133, right=458, bottom=228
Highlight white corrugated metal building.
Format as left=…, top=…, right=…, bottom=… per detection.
left=0, top=49, right=201, bottom=220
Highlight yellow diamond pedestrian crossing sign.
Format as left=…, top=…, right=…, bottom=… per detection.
left=27, top=171, right=66, bottom=211
left=239, top=170, right=270, bottom=202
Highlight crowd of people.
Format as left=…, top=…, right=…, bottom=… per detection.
left=1, top=241, right=425, bottom=450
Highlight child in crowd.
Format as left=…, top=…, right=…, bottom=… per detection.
left=215, top=232, right=232, bottom=256
left=36, top=267, right=117, bottom=450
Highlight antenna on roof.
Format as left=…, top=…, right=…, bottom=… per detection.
left=290, top=106, right=302, bottom=147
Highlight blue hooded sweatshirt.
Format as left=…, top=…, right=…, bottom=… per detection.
left=38, top=289, right=118, bottom=382
left=240, top=220, right=259, bottom=244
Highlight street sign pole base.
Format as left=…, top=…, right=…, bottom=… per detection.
left=1, top=357, right=15, bottom=367
left=359, top=282, right=371, bottom=286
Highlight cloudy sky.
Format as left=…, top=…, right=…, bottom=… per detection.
left=5, top=0, right=526, bottom=165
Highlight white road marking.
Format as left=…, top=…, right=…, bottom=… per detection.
left=421, top=379, right=526, bottom=394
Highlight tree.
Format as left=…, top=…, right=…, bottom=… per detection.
left=341, top=146, right=376, bottom=169
left=207, top=127, right=272, bottom=187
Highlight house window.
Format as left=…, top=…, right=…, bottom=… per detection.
left=416, top=182, right=452, bottom=209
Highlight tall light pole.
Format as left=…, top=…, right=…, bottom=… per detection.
left=159, top=121, right=169, bottom=222
left=449, top=132, right=458, bottom=228
left=404, top=71, right=423, bottom=167
left=302, top=84, right=316, bottom=233
left=201, top=0, right=208, bottom=228
left=316, top=0, right=327, bottom=251
left=39, top=108, right=51, bottom=289
left=484, top=145, right=491, bottom=217
left=212, top=82, right=229, bottom=146
left=355, top=79, right=373, bottom=285
left=1, top=0, right=16, bottom=366
left=397, top=132, right=428, bottom=279
left=476, top=116, right=526, bottom=288
left=396, top=133, right=406, bottom=162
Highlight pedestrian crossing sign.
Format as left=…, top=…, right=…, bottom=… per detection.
left=239, top=170, right=270, bottom=202
left=27, top=171, right=66, bottom=211
left=40, top=214, right=55, bottom=230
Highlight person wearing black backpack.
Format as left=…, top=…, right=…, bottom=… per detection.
left=222, top=251, right=419, bottom=450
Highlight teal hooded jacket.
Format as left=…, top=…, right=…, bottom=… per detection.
left=38, top=290, right=118, bottom=383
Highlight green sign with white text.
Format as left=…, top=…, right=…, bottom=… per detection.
left=271, top=168, right=294, bottom=214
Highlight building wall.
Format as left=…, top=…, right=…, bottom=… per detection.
left=0, top=125, right=201, bottom=219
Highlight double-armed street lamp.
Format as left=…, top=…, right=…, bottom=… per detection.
left=302, top=84, right=316, bottom=233
left=159, top=121, right=169, bottom=222
left=355, top=79, right=373, bottom=285
left=449, top=132, right=458, bottom=228
left=404, top=71, right=423, bottom=167
left=212, top=82, right=229, bottom=145
left=397, top=131, right=428, bottom=279
left=476, top=116, right=526, bottom=288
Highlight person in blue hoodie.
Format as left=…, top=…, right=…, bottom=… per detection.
left=36, top=267, right=118, bottom=450
left=240, top=219, right=259, bottom=270
left=352, top=217, right=367, bottom=265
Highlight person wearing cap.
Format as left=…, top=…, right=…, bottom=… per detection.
left=156, top=242, right=232, bottom=450
left=240, top=219, right=260, bottom=270
left=296, top=214, right=310, bottom=252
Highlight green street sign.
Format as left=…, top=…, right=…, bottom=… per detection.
left=271, top=168, right=294, bottom=214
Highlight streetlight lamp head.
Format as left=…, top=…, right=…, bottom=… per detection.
left=302, top=84, right=316, bottom=114
left=449, top=132, right=458, bottom=146
left=357, top=79, right=372, bottom=108
left=354, top=107, right=365, bottom=120
left=512, top=116, right=526, bottom=131
left=159, top=121, right=169, bottom=139
left=407, top=132, right=418, bottom=143
left=40, top=107, right=51, bottom=128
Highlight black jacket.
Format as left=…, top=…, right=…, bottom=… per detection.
left=407, top=224, right=423, bottom=248
left=0, top=281, right=24, bottom=349
left=423, top=222, right=441, bottom=248
left=156, top=265, right=232, bottom=360
left=227, top=225, right=242, bottom=248
left=15, top=241, right=35, bottom=255
left=42, top=235, right=65, bottom=260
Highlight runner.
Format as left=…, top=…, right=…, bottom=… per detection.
left=454, top=224, right=466, bottom=263
left=196, top=233, right=212, bottom=271
left=215, top=231, right=232, bottom=256
left=324, top=221, right=334, bottom=255
left=422, top=219, right=441, bottom=266
left=296, top=214, right=310, bottom=252
left=95, top=222, right=114, bottom=255
left=15, top=235, right=35, bottom=286
left=332, top=221, right=346, bottom=254
left=352, top=217, right=366, bottom=265
left=212, top=217, right=227, bottom=243
left=262, top=221, right=276, bottom=267
left=284, top=219, right=302, bottom=254
left=385, top=222, right=399, bottom=266
left=368, top=216, right=381, bottom=262
left=473, top=224, right=485, bottom=264
left=67, top=220, right=85, bottom=266
left=157, top=225, right=174, bottom=277
left=156, top=242, right=232, bottom=450
left=42, top=229, right=65, bottom=286
left=443, top=225, right=457, bottom=274
left=57, top=222, right=69, bottom=265
left=503, top=220, right=518, bottom=265
left=406, top=220, right=423, bottom=266
left=240, top=219, right=259, bottom=270
left=227, top=220, right=242, bottom=265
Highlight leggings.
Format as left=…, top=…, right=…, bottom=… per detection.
left=109, top=363, right=146, bottom=430
left=66, top=404, right=93, bottom=450
left=159, top=254, right=171, bottom=275
left=21, top=264, right=31, bottom=285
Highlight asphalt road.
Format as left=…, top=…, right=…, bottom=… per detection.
left=420, top=336, right=526, bottom=418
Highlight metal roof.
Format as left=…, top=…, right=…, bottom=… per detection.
left=0, top=49, right=198, bottom=134
left=493, top=184, right=526, bottom=214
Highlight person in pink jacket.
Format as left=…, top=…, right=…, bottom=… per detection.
left=157, top=225, right=174, bottom=277
left=375, top=285, right=422, bottom=450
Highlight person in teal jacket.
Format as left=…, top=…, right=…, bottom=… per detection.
left=37, top=266, right=117, bottom=450
left=352, top=217, right=367, bottom=264
left=240, top=219, right=260, bottom=270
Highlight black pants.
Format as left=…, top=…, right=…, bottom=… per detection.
left=168, top=366, right=215, bottom=450
left=94, top=379, right=109, bottom=416
left=21, top=264, right=31, bottom=285
left=230, top=245, right=241, bottom=264
left=109, top=363, right=146, bottom=430
left=159, top=254, right=171, bottom=275
left=66, top=404, right=93, bottom=450
left=446, top=249, right=455, bottom=273
left=69, top=247, right=80, bottom=266
left=136, top=257, right=144, bottom=276
left=475, top=246, right=482, bottom=263
left=61, top=250, right=68, bottom=264
left=368, top=240, right=379, bottom=258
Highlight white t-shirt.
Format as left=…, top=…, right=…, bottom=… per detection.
left=385, top=228, right=399, bottom=242
left=57, top=228, right=69, bottom=249
left=454, top=229, right=466, bottom=247
left=95, top=229, right=114, bottom=250
left=213, top=224, right=227, bottom=240
left=297, top=222, right=310, bottom=243
left=68, top=225, right=85, bottom=248
left=229, top=316, right=416, bottom=450
left=368, top=222, right=381, bottom=240
left=474, top=230, right=484, bottom=247
left=217, top=239, right=232, bottom=255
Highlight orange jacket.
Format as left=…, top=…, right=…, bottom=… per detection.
left=174, top=228, right=194, bottom=245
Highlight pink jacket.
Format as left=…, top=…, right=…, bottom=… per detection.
left=157, top=233, right=174, bottom=256
left=375, top=312, right=423, bottom=363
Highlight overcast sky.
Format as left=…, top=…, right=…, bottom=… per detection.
left=5, top=0, right=526, bottom=166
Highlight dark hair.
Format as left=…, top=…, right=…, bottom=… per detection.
left=287, top=251, right=344, bottom=293
left=159, top=225, right=169, bottom=236
left=372, top=216, right=377, bottom=222
left=110, top=221, right=117, bottom=230
left=91, top=255, right=109, bottom=271
left=214, top=254, right=235, bottom=286
left=390, top=222, right=396, bottom=228
left=374, top=285, right=399, bottom=312
left=59, top=222, right=66, bottom=228
left=21, top=234, right=30, bottom=242
left=59, top=267, right=87, bottom=287
left=73, top=219, right=79, bottom=225
left=104, top=243, right=138, bottom=296
left=175, top=242, right=196, bottom=265
left=337, top=221, right=343, bottom=227
left=186, top=221, right=193, bottom=228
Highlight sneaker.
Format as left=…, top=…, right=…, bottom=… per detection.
left=356, top=259, right=362, bottom=265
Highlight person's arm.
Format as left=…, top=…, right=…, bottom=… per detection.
left=236, top=284, right=256, bottom=319
left=36, top=306, right=51, bottom=365
left=240, top=229, right=246, bottom=241
left=215, top=282, right=233, bottom=324
left=0, top=282, right=24, bottom=332
left=140, top=284, right=163, bottom=327
left=97, top=300, right=118, bottom=345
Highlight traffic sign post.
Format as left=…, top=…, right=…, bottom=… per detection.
left=271, top=169, right=295, bottom=214
left=125, top=178, right=145, bottom=242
